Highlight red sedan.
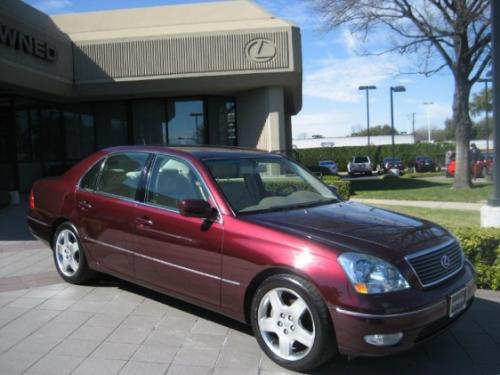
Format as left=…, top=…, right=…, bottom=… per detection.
left=27, top=146, right=475, bottom=371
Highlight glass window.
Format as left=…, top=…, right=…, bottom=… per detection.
left=80, top=159, right=103, bottom=190
left=97, top=152, right=149, bottom=199
left=207, top=97, right=236, bottom=146
left=96, top=102, right=128, bottom=149
left=15, top=110, right=31, bottom=161
left=167, top=100, right=205, bottom=145
left=204, top=157, right=338, bottom=214
left=40, top=107, right=64, bottom=161
left=132, top=100, right=168, bottom=145
left=146, top=155, right=208, bottom=210
left=64, top=104, right=95, bottom=160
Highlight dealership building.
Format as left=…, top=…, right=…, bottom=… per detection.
left=0, top=0, right=302, bottom=193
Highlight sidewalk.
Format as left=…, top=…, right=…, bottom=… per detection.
left=350, top=198, right=483, bottom=211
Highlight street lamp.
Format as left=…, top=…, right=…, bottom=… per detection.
left=190, top=112, right=203, bottom=144
left=423, top=102, right=434, bottom=143
left=358, top=85, right=377, bottom=152
left=478, top=77, right=492, bottom=155
left=390, top=85, right=406, bottom=160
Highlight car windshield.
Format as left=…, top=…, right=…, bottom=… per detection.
left=416, top=157, right=431, bottom=162
left=354, top=156, right=369, bottom=163
left=203, top=156, right=338, bottom=214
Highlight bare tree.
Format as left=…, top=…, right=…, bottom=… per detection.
left=310, top=0, right=491, bottom=188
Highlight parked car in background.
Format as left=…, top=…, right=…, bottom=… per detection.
left=379, top=157, right=404, bottom=174
left=414, top=156, right=436, bottom=172
left=27, top=146, right=475, bottom=372
left=446, top=152, right=490, bottom=178
left=307, top=165, right=336, bottom=177
left=347, top=155, right=373, bottom=176
left=318, top=160, right=338, bottom=175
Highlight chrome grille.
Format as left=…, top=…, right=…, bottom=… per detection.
left=406, top=240, right=464, bottom=287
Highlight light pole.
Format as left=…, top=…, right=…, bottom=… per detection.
left=358, top=85, right=376, bottom=153
left=423, top=102, right=434, bottom=142
left=190, top=112, right=203, bottom=143
left=390, top=86, right=406, bottom=160
left=478, top=77, right=492, bottom=155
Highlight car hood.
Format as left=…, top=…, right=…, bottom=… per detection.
left=241, top=201, right=451, bottom=261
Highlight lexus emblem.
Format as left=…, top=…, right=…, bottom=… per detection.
left=245, top=39, right=276, bottom=63
left=440, top=255, right=451, bottom=269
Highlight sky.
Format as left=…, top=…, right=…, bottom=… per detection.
left=24, top=0, right=486, bottom=139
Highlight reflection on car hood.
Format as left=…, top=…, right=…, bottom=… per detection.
left=242, top=202, right=451, bottom=260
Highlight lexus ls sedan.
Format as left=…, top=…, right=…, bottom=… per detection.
left=27, top=146, right=475, bottom=372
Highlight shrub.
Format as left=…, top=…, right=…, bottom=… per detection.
left=321, top=176, right=351, bottom=200
left=0, top=191, right=11, bottom=208
left=453, top=227, right=500, bottom=290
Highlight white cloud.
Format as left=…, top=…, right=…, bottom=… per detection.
left=303, top=55, right=405, bottom=103
left=256, top=0, right=315, bottom=28
left=292, top=111, right=355, bottom=138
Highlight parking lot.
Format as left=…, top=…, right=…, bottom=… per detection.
left=1, top=202, right=500, bottom=375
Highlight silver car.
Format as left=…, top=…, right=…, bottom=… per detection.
left=348, top=155, right=373, bottom=176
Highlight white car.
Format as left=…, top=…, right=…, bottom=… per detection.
left=318, top=160, right=338, bottom=174
left=348, top=156, right=373, bottom=176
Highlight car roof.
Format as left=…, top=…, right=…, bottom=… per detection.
left=102, top=145, right=276, bottom=160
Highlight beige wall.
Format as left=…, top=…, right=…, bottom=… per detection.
left=236, top=87, right=288, bottom=152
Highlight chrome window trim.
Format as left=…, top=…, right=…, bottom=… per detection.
left=27, top=215, right=51, bottom=227
left=85, top=237, right=240, bottom=286
left=405, top=239, right=464, bottom=288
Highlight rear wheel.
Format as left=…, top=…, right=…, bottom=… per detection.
left=250, top=274, right=336, bottom=372
left=53, top=223, right=94, bottom=284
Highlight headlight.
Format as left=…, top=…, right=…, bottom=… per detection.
left=338, top=252, right=410, bottom=294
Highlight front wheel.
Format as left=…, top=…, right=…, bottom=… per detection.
left=250, top=274, right=336, bottom=372
left=53, top=223, right=94, bottom=284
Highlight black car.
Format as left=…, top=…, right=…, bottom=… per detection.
left=415, top=156, right=436, bottom=172
left=379, top=157, right=404, bottom=173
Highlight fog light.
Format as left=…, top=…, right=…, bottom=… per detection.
left=364, top=332, right=403, bottom=346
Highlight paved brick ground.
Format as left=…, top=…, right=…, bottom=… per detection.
left=1, top=204, right=500, bottom=374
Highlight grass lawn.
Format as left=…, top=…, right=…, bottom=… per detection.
left=350, top=177, right=493, bottom=202
left=375, top=205, right=479, bottom=229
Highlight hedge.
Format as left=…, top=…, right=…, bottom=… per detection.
left=0, top=191, right=10, bottom=208
left=453, top=227, right=500, bottom=290
left=295, top=142, right=454, bottom=172
left=321, top=176, right=351, bottom=200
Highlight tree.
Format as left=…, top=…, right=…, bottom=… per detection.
left=351, top=124, right=398, bottom=136
left=309, top=0, right=491, bottom=188
left=470, top=86, right=493, bottom=117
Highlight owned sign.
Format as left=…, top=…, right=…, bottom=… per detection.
left=0, top=23, right=57, bottom=62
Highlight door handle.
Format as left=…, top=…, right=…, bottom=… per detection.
left=135, top=216, right=153, bottom=227
left=78, top=200, right=93, bottom=210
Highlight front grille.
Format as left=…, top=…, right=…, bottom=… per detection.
left=406, top=240, right=464, bottom=287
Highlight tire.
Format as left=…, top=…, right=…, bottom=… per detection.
left=367, top=171, right=373, bottom=176
left=250, top=274, right=336, bottom=372
left=53, top=223, right=94, bottom=284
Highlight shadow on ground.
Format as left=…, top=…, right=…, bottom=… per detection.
left=90, top=275, right=500, bottom=375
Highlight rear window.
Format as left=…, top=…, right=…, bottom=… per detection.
left=80, top=159, right=103, bottom=190
left=354, top=156, right=369, bottom=163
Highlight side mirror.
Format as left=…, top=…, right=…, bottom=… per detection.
left=178, top=199, right=214, bottom=219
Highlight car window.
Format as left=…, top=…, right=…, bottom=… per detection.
left=354, top=156, right=369, bottom=163
left=205, top=157, right=337, bottom=214
left=96, top=152, right=149, bottom=199
left=146, top=155, right=208, bottom=210
left=80, top=159, right=103, bottom=190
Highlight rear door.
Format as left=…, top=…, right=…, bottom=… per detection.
left=131, top=154, right=223, bottom=306
left=75, top=151, right=150, bottom=278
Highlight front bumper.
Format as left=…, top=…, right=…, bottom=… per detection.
left=330, top=264, right=475, bottom=357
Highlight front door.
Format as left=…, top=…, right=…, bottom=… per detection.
left=132, top=154, right=223, bottom=306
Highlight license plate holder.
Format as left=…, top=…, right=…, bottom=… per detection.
left=449, top=287, right=467, bottom=318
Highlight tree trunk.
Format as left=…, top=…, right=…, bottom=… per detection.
left=452, top=74, right=472, bottom=189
